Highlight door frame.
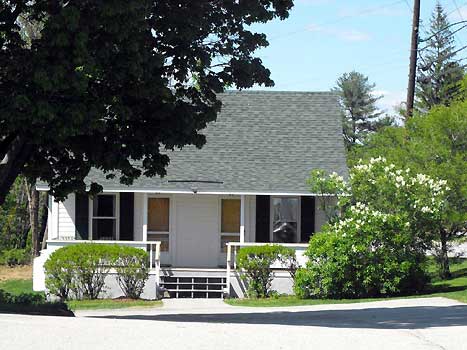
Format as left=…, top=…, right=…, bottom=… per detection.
left=174, top=194, right=220, bottom=267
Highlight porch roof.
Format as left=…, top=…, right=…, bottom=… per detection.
left=38, top=91, right=347, bottom=194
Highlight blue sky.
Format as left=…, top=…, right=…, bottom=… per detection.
left=249, top=0, right=467, bottom=113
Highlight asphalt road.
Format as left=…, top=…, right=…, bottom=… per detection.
left=1, top=297, right=466, bottom=350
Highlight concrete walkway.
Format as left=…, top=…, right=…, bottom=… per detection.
left=1, top=297, right=467, bottom=350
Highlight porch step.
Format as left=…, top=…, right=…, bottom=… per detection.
left=160, top=276, right=227, bottom=299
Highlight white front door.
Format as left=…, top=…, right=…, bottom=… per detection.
left=174, top=195, right=219, bottom=267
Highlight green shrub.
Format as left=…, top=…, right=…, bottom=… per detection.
left=0, top=288, right=73, bottom=316
left=71, top=244, right=119, bottom=299
left=294, top=204, right=429, bottom=299
left=0, top=248, right=29, bottom=266
left=114, top=246, right=149, bottom=299
left=0, top=289, right=46, bottom=305
left=44, top=248, right=78, bottom=301
left=275, top=245, right=299, bottom=279
left=237, top=245, right=297, bottom=298
left=45, top=244, right=120, bottom=300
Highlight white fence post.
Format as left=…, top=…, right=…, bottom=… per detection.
left=225, top=243, right=231, bottom=297
left=155, top=242, right=161, bottom=298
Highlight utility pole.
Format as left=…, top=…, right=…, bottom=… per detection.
left=406, top=0, right=421, bottom=118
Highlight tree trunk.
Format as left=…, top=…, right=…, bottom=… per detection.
left=0, top=135, right=32, bottom=206
left=25, top=178, right=41, bottom=257
left=439, top=229, right=451, bottom=279
left=38, top=192, right=48, bottom=251
left=15, top=181, right=30, bottom=249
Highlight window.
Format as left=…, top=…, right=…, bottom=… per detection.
left=220, top=199, right=240, bottom=252
left=147, top=197, right=170, bottom=252
left=271, top=197, right=299, bottom=243
left=92, top=194, right=117, bottom=240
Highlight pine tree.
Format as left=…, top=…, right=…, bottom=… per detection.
left=333, top=71, right=385, bottom=150
left=416, top=2, right=465, bottom=111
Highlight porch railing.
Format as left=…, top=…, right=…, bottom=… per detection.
left=224, top=242, right=308, bottom=297
left=46, top=239, right=161, bottom=279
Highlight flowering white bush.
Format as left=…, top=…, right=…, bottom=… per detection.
left=308, top=157, right=448, bottom=245
left=295, top=202, right=430, bottom=298
left=349, top=157, right=448, bottom=247
left=297, top=159, right=449, bottom=298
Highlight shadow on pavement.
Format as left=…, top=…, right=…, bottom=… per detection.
left=89, top=304, right=467, bottom=329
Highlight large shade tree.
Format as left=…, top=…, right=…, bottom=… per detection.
left=0, top=0, right=294, bottom=205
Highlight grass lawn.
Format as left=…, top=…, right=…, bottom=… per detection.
left=226, top=258, right=467, bottom=307
left=0, top=268, right=162, bottom=313
left=67, top=298, right=162, bottom=311
left=0, top=278, right=41, bottom=296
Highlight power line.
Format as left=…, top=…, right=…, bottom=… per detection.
left=452, top=0, right=464, bottom=19
left=447, top=0, right=465, bottom=47
left=267, top=0, right=406, bottom=42
left=419, top=20, right=467, bottom=43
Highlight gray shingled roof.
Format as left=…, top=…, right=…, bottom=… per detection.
left=56, top=91, right=348, bottom=194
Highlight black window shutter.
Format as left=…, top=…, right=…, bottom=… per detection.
left=119, top=193, right=134, bottom=241
left=255, top=195, right=270, bottom=243
left=300, top=196, right=315, bottom=243
left=75, top=194, right=89, bottom=240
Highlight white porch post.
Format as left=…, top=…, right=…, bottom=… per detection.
left=142, top=193, right=148, bottom=241
left=50, top=195, right=59, bottom=240
left=240, top=194, right=245, bottom=243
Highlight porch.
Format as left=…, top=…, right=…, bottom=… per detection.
left=47, top=191, right=326, bottom=267
left=34, top=191, right=327, bottom=297
left=33, top=239, right=307, bottom=299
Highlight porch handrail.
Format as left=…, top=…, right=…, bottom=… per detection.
left=45, top=239, right=161, bottom=274
left=224, top=242, right=308, bottom=297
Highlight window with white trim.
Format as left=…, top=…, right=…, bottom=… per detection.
left=220, top=198, right=240, bottom=252
left=92, top=194, right=117, bottom=240
left=147, top=197, right=170, bottom=252
left=271, top=197, right=299, bottom=243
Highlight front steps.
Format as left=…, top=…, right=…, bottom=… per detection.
left=160, top=275, right=227, bottom=298
left=159, top=268, right=228, bottom=299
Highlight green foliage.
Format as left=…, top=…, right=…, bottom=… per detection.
left=0, top=288, right=45, bottom=305
left=351, top=96, right=467, bottom=278
left=45, top=244, right=121, bottom=300
left=0, top=248, right=29, bottom=266
left=230, top=258, right=467, bottom=306
left=0, top=286, right=72, bottom=316
left=45, top=244, right=150, bottom=301
left=308, top=158, right=449, bottom=250
left=0, top=177, right=30, bottom=252
left=114, top=246, right=149, bottom=299
left=416, top=3, right=465, bottom=111
left=300, top=159, right=448, bottom=298
left=44, top=247, right=78, bottom=301
left=333, top=71, right=393, bottom=150
left=64, top=244, right=119, bottom=300
left=307, top=169, right=347, bottom=222
left=0, top=0, right=293, bottom=203
left=67, top=298, right=161, bottom=311
left=294, top=206, right=429, bottom=299
left=237, top=245, right=296, bottom=298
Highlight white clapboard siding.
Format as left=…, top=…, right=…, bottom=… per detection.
left=57, top=194, right=76, bottom=239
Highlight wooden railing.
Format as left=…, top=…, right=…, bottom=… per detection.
left=224, top=242, right=309, bottom=297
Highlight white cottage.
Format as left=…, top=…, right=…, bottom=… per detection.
left=33, top=91, right=347, bottom=299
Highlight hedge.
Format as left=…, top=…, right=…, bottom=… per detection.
left=44, top=244, right=149, bottom=300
